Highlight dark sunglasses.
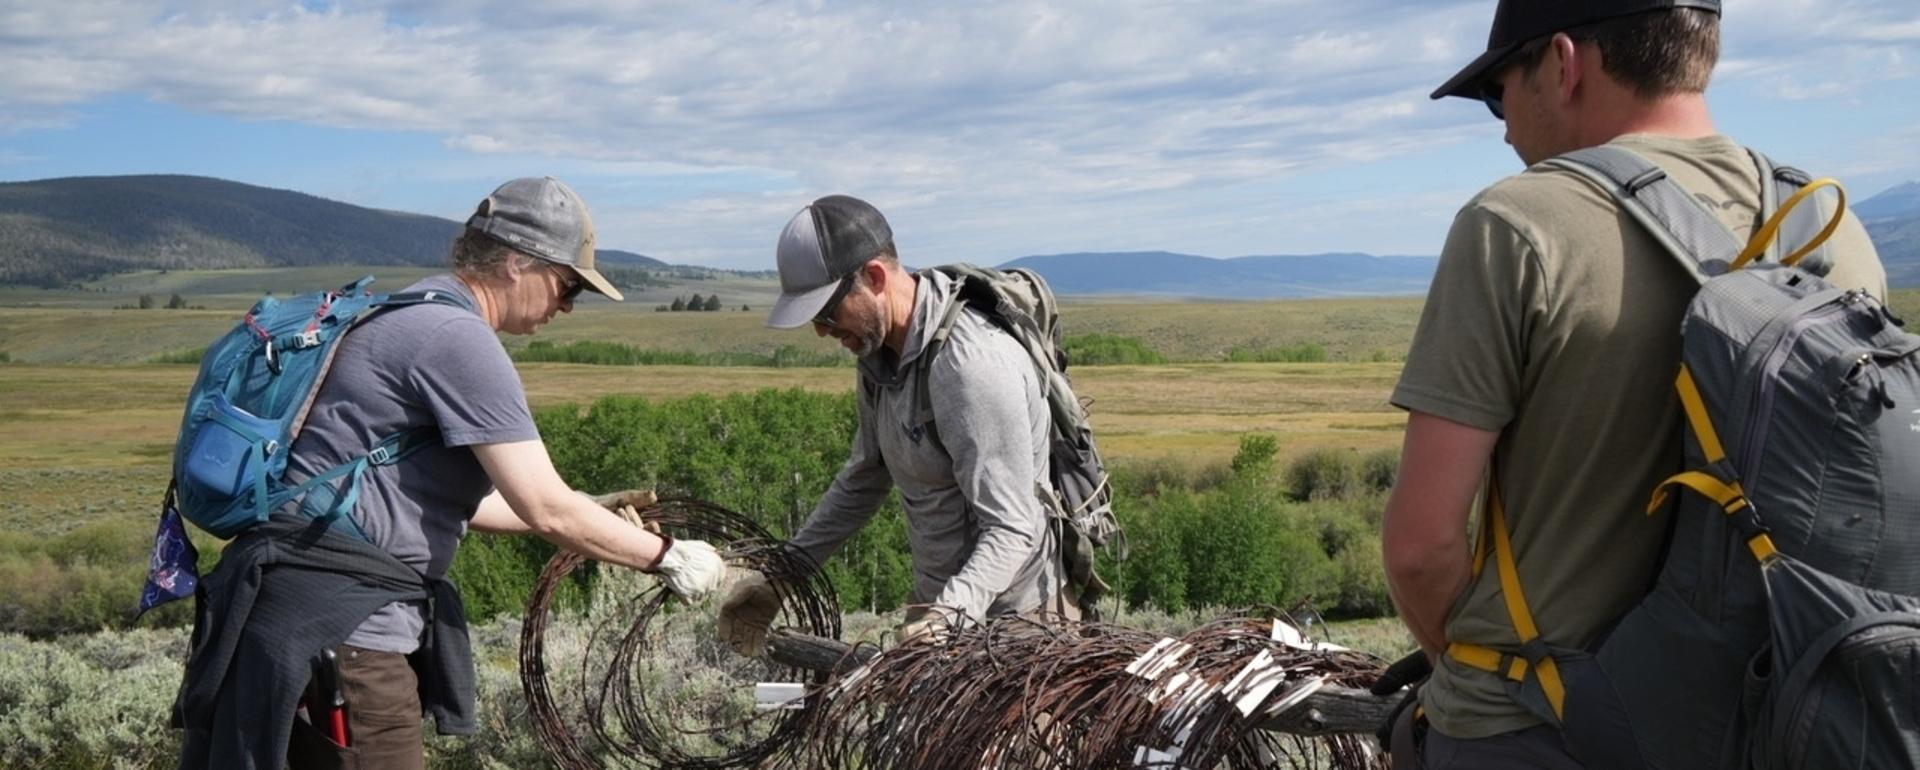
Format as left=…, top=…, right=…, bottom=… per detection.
left=811, top=274, right=857, bottom=329
left=547, top=262, right=586, bottom=301
left=1480, top=79, right=1506, bottom=121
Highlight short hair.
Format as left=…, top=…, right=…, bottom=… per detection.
left=449, top=230, right=537, bottom=278
left=1512, top=8, right=1719, bottom=97
left=852, top=243, right=900, bottom=288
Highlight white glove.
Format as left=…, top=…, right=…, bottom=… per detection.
left=654, top=539, right=726, bottom=601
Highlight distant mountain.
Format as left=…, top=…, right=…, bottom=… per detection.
left=1859, top=182, right=1920, bottom=287
left=0, top=175, right=664, bottom=286
left=999, top=251, right=1438, bottom=298
left=596, top=249, right=668, bottom=269
left=1857, top=181, right=1920, bottom=223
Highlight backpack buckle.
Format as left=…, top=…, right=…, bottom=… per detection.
left=296, top=331, right=321, bottom=349
left=368, top=446, right=392, bottom=465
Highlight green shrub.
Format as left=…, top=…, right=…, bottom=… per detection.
left=0, top=517, right=206, bottom=636
left=1062, top=334, right=1165, bottom=365
left=0, top=351, right=11, bottom=363
left=1299, top=499, right=1391, bottom=618
left=1224, top=342, right=1328, bottom=363
left=1110, top=457, right=1232, bottom=499
left=1229, top=434, right=1279, bottom=480
left=0, top=629, right=188, bottom=769
left=499, top=389, right=913, bottom=615
left=1284, top=447, right=1364, bottom=501
left=1361, top=448, right=1400, bottom=493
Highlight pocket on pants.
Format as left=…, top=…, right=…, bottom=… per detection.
left=287, top=711, right=360, bottom=770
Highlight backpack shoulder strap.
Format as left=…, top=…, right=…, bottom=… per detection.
left=378, top=288, right=478, bottom=315
left=911, top=287, right=973, bottom=445
left=1750, top=149, right=1839, bottom=277
left=1544, top=145, right=1744, bottom=285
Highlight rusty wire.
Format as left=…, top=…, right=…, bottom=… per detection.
left=790, top=613, right=1388, bottom=770
left=521, top=497, right=1389, bottom=769
left=520, top=497, right=842, bottom=769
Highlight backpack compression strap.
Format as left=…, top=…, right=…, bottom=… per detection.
left=1446, top=480, right=1569, bottom=720
left=1644, top=366, right=1782, bottom=565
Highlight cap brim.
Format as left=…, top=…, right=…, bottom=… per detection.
left=574, top=266, right=625, bottom=302
left=1431, top=43, right=1519, bottom=101
left=765, top=281, right=842, bottom=329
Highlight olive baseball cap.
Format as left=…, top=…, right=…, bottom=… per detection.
left=1431, top=0, right=1722, bottom=102
left=465, top=176, right=623, bottom=301
left=765, top=195, right=893, bottom=329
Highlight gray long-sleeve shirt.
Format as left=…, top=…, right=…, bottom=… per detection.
left=789, top=269, right=1063, bottom=621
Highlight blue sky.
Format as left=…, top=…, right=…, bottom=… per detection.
left=2, top=0, right=1916, bottom=269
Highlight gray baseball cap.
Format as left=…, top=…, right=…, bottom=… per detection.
left=465, top=176, right=624, bottom=301
left=766, top=195, right=893, bottom=329
left=1431, top=0, right=1722, bottom=101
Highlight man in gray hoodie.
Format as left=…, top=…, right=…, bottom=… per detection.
left=718, top=195, right=1070, bottom=654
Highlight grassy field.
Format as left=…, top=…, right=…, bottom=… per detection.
left=4, top=265, right=1917, bottom=537
left=0, top=361, right=1403, bottom=538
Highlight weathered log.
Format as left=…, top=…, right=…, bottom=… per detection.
left=764, top=629, right=1399, bottom=737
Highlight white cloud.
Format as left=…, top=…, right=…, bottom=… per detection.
left=1, top=0, right=1915, bottom=266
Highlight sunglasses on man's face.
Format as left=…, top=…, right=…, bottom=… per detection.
left=1480, top=79, right=1507, bottom=121
left=811, top=274, right=857, bottom=330
left=547, top=263, right=586, bottom=302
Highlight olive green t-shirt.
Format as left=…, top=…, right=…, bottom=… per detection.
left=1391, top=134, right=1888, bottom=739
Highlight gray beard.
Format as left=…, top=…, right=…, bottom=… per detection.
left=851, top=327, right=885, bottom=358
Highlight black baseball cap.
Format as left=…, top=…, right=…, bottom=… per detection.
left=766, top=195, right=894, bottom=329
left=1431, top=0, right=1722, bottom=101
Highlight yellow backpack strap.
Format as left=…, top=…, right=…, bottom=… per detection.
left=1646, top=365, right=1782, bottom=564
left=1729, top=178, right=1847, bottom=272
left=1446, top=481, right=1569, bottom=719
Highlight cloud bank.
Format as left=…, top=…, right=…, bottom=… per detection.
left=1, top=1, right=1914, bottom=266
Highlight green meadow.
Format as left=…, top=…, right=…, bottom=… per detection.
left=3, top=267, right=1917, bottom=543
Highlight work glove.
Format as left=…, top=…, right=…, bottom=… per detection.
left=592, top=488, right=658, bottom=512
left=893, top=608, right=957, bottom=648
left=717, top=571, right=781, bottom=657
left=653, top=539, right=726, bottom=602
left=1370, top=650, right=1432, bottom=749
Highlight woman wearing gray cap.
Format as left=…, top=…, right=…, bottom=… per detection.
left=172, top=177, right=728, bottom=770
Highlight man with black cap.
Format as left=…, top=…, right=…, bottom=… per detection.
left=1377, top=2, right=1887, bottom=768
left=715, top=194, right=1071, bottom=655
left=172, top=177, right=728, bottom=770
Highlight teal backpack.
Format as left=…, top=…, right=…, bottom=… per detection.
left=169, top=275, right=473, bottom=540
left=142, top=276, right=473, bottom=613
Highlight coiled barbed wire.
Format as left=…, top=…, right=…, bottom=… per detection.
left=520, top=497, right=842, bottom=769
left=790, top=614, right=1388, bottom=770
left=521, top=497, right=1392, bottom=770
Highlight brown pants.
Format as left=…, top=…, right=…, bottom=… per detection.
left=286, top=645, right=426, bottom=770
left=1389, top=703, right=1585, bottom=770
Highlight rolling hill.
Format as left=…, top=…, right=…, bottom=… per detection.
left=1860, top=182, right=1920, bottom=287
left=0, top=175, right=665, bottom=286
left=2, top=173, right=1915, bottom=294
left=998, top=251, right=1439, bottom=298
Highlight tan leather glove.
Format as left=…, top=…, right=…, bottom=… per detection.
left=893, top=610, right=955, bottom=648
left=592, top=488, right=658, bottom=512
left=717, top=571, right=781, bottom=657
left=654, top=539, right=725, bottom=601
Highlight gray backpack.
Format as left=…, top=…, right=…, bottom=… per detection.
left=1451, top=146, right=1920, bottom=769
left=910, top=264, right=1127, bottom=620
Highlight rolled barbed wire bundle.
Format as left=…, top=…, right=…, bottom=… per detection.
left=790, top=613, right=1388, bottom=770
left=520, top=497, right=842, bottom=770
